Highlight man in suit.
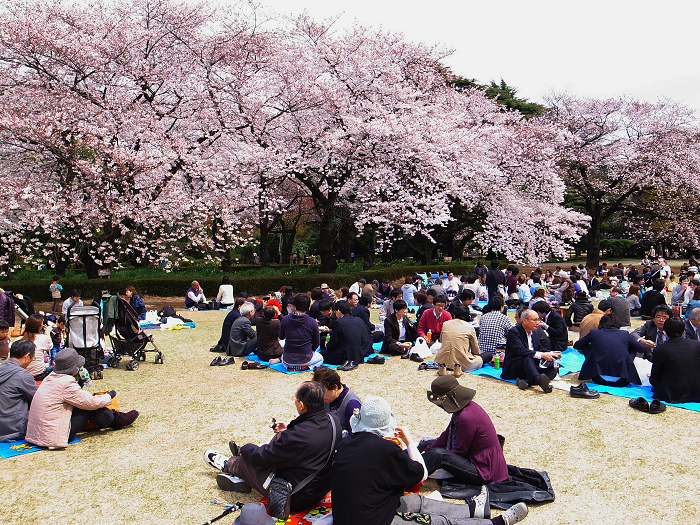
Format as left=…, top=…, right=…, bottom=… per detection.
left=639, top=279, right=667, bottom=319
left=351, top=295, right=383, bottom=343
left=631, top=304, right=673, bottom=358
left=321, top=301, right=371, bottom=370
left=502, top=309, right=561, bottom=393
left=531, top=301, right=569, bottom=352
left=650, top=318, right=700, bottom=403
left=684, top=308, right=700, bottom=340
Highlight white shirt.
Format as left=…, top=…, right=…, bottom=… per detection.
left=349, top=282, right=361, bottom=295
left=187, top=290, right=206, bottom=303
left=216, top=284, right=235, bottom=304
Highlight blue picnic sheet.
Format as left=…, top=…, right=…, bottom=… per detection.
left=0, top=438, right=80, bottom=458
left=467, top=347, right=700, bottom=412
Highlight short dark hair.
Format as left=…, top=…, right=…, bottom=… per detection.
left=598, top=299, right=612, bottom=312
left=651, top=304, right=674, bottom=318
left=346, top=292, right=359, bottom=301
left=263, top=306, right=276, bottom=320
left=460, top=289, right=475, bottom=301
left=393, top=300, right=408, bottom=312
left=0, top=320, right=9, bottom=331
left=414, top=291, right=428, bottom=306
left=296, top=381, right=326, bottom=410
left=482, top=296, right=505, bottom=315
left=433, top=295, right=447, bottom=305
left=317, top=299, right=333, bottom=312
left=222, top=276, right=230, bottom=285
left=56, top=315, right=66, bottom=325
left=292, top=294, right=311, bottom=312
left=312, top=366, right=342, bottom=391
left=336, top=300, right=352, bottom=315
left=575, top=291, right=588, bottom=300
left=310, top=287, right=324, bottom=301
left=390, top=289, right=401, bottom=300
left=664, top=317, right=685, bottom=339
left=359, top=294, right=371, bottom=306
left=10, top=339, right=35, bottom=359
left=71, top=288, right=82, bottom=298
left=451, top=304, right=470, bottom=321
left=652, top=279, right=665, bottom=292
left=598, top=312, right=622, bottom=329
left=426, top=289, right=438, bottom=298
left=234, top=297, right=247, bottom=309
left=531, top=301, right=552, bottom=315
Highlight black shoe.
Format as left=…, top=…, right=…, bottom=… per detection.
left=339, top=361, right=358, bottom=371
left=366, top=356, right=385, bottom=364
left=409, top=353, right=423, bottom=363
left=649, top=399, right=666, bottom=414
left=228, top=441, right=239, bottom=456
left=516, top=379, right=529, bottom=390
left=629, top=397, right=649, bottom=412
left=210, top=356, right=222, bottom=366
left=400, top=350, right=411, bottom=359
left=210, top=345, right=224, bottom=353
left=424, top=362, right=440, bottom=370
left=539, top=374, right=552, bottom=393
left=569, top=383, right=600, bottom=399
left=111, top=410, right=139, bottom=429
left=417, top=362, right=428, bottom=371
left=218, top=356, right=235, bottom=366
left=216, top=473, right=252, bottom=493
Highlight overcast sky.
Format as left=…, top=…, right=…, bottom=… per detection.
left=254, top=0, right=700, bottom=115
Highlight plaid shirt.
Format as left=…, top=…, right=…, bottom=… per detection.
left=477, top=312, right=513, bottom=352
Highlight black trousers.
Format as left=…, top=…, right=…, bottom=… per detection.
left=69, top=407, right=115, bottom=441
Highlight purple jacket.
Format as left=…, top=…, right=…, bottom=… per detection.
left=0, top=293, right=15, bottom=327
left=279, top=312, right=320, bottom=364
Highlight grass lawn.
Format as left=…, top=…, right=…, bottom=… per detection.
left=1, top=306, right=697, bottom=525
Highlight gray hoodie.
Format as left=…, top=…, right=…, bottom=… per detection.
left=0, top=358, right=38, bottom=442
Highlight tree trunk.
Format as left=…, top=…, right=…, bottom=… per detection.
left=259, top=219, right=271, bottom=267
left=362, top=227, right=376, bottom=270
left=318, top=209, right=338, bottom=273
left=585, top=207, right=603, bottom=269
left=82, top=253, right=101, bottom=280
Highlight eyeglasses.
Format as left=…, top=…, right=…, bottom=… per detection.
left=654, top=315, right=669, bottom=321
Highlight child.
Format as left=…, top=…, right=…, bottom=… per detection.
left=62, top=289, right=83, bottom=316
left=0, top=320, right=10, bottom=361
left=50, top=315, right=65, bottom=366
left=49, top=276, right=63, bottom=314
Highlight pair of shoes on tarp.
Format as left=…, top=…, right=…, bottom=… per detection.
left=629, top=397, right=666, bottom=414
left=338, top=360, right=359, bottom=371
left=570, top=383, right=600, bottom=399
left=210, top=356, right=235, bottom=366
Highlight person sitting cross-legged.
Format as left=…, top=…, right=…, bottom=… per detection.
left=650, top=317, right=700, bottom=403
left=277, top=294, right=323, bottom=371
left=204, top=381, right=342, bottom=514
left=0, top=340, right=38, bottom=442
left=321, top=300, right=371, bottom=371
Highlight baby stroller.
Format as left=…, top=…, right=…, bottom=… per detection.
left=106, top=295, right=163, bottom=370
left=66, top=305, right=105, bottom=380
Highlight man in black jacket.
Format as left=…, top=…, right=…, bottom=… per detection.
left=650, top=318, right=700, bottom=403
left=322, top=300, right=372, bottom=369
left=685, top=308, right=700, bottom=340
left=639, top=279, right=667, bottom=319
left=631, top=304, right=673, bottom=358
left=351, top=294, right=383, bottom=343
left=531, top=301, right=569, bottom=353
left=204, top=381, right=341, bottom=513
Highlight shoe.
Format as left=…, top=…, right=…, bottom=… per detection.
left=629, top=397, right=649, bottom=412
left=218, top=357, right=235, bottom=366
left=204, top=450, right=228, bottom=471
left=472, top=485, right=491, bottom=519
left=400, top=349, right=411, bottom=359
left=210, top=356, right=222, bottom=366
left=210, top=345, right=224, bottom=352
left=338, top=361, right=359, bottom=371
left=649, top=399, right=667, bottom=414
left=569, top=383, right=600, bottom=399
left=437, top=363, right=447, bottom=376
left=216, top=472, right=252, bottom=493
left=539, top=374, right=552, bottom=393
left=111, top=410, right=139, bottom=429
left=366, top=356, right=385, bottom=364
left=516, top=379, right=529, bottom=390
left=409, top=353, right=423, bottom=363
left=418, top=362, right=428, bottom=371
left=241, top=360, right=248, bottom=370
left=453, top=363, right=463, bottom=378
left=246, top=361, right=269, bottom=370
left=228, top=441, right=239, bottom=456
left=500, top=502, right=528, bottom=525
left=424, top=362, right=440, bottom=370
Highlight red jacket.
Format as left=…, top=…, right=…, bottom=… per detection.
left=417, top=308, right=452, bottom=339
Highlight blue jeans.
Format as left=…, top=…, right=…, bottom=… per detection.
left=50, top=345, right=61, bottom=366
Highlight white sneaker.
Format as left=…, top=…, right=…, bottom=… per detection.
left=501, top=502, right=528, bottom=525
left=203, top=450, right=227, bottom=471
left=472, top=485, right=490, bottom=519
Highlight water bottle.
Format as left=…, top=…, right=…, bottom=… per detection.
left=494, top=355, right=500, bottom=369
left=325, top=333, right=331, bottom=344
left=426, top=329, right=432, bottom=345
left=78, top=367, right=92, bottom=388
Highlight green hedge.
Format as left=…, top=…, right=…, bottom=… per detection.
left=5, top=264, right=479, bottom=301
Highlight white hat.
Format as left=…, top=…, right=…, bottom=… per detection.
left=350, top=396, right=396, bottom=438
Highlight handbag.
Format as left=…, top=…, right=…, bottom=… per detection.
left=266, top=414, right=337, bottom=519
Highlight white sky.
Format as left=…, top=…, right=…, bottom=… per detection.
left=253, top=0, right=700, bottom=114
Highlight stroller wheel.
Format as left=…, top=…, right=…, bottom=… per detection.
left=108, top=357, right=120, bottom=369
left=156, top=353, right=164, bottom=364
left=127, top=359, right=139, bottom=371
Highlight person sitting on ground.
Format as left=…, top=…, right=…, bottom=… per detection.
left=204, top=381, right=342, bottom=511
left=401, top=276, right=418, bottom=307
left=0, top=340, right=38, bottom=442
left=639, top=279, right=667, bottom=319
left=650, top=318, right=700, bottom=403
left=227, top=303, right=258, bottom=357
left=429, top=278, right=447, bottom=299
left=631, top=304, right=674, bottom=356
left=414, top=291, right=430, bottom=324
left=321, top=301, right=371, bottom=370
left=565, top=291, right=593, bottom=330
left=578, top=299, right=611, bottom=338
left=216, top=276, right=235, bottom=308
left=22, top=314, right=53, bottom=381
left=417, top=295, right=452, bottom=345
left=685, top=307, right=700, bottom=341
left=517, top=275, right=531, bottom=305
left=477, top=297, right=513, bottom=354
left=528, top=287, right=546, bottom=308
left=62, top=289, right=83, bottom=316
left=531, top=301, right=568, bottom=353
left=606, top=287, right=631, bottom=328
left=25, top=348, right=138, bottom=448
left=381, top=300, right=417, bottom=355
left=0, top=319, right=10, bottom=362
left=434, top=304, right=492, bottom=373
left=124, top=285, right=146, bottom=320
left=670, top=275, right=689, bottom=306
left=332, top=394, right=528, bottom=525
left=280, top=286, right=294, bottom=315
left=251, top=306, right=283, bottom=361
left=277, top=294, right=323, bottom=370
left=626, top=285, right=642, bottom=316
left=447, top=289, right=477, bottom=317
left=422, top=376, right=509, bottom=488
left=379, top=289, right=402, bottom=325
left=307, top=287, right=326, bottom=320
left=377, top=280, right=393, bottom=301
left=502, top=309, right=560, bottom=393
left=320, top=283, right=337, bottom=302
left=185, top=280, right=209, bottom=309
left=686, top=286, right=700, bottom=318
left=352, top=294, right=383, bottom=343
left=514, top=307, right=550, bottom=351
left=574, top=312, right=645, bottom=387
left=312, top=366, right=361, bottom=434
left=210, top=297, right=246, bottom=353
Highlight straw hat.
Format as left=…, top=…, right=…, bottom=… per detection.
left=349, top=396, right=396, bottom=437
left=427, top=376, right=476, bottom=413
